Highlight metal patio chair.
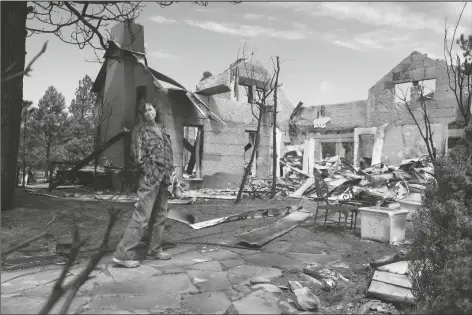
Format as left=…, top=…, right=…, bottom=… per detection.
left=312, top=168, right=359, bottom=230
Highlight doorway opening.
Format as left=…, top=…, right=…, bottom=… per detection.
left=183, top=126, right=203, bottom=179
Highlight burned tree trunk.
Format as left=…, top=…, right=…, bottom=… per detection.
left=235, top=110, right=263, bottom=204
left=271, top=56, right=280, bottom=198
left=1, top=2, right=28, bottom=210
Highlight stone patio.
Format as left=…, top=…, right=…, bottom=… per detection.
left=1, top=237, right=348, bottom=314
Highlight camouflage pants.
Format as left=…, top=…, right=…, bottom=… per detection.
left=114, top=173, right=171, bottom=260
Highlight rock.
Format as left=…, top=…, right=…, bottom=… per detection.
left=193, top=277, right=208, bottom=284
left=288, top=280, right=304, bottom=291
left=323, top=278, right=336, bottom=291
left=327, top=260, right=350, bottom=269
left=249, top=276, right=271, bottom=285
left=291, top=287, right=321, bottom=311
left=303, top=264, right=349, bottom=289
left=299, top=273, right=324, bottom=289
left=227, top=265, right=282, bottom=286
left=357, top=300, right=398, bottom=314
left=251, top=283, right=283, bottom=294
left=303, top=265, right=335, bottom=280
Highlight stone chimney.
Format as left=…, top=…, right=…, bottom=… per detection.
left=110, top=20, right=145, bottom=54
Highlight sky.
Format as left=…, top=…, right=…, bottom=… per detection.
left=24, top=1, right=472, bottom=110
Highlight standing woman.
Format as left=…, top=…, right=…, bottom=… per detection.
left=113, top=100, right=174, bottom=268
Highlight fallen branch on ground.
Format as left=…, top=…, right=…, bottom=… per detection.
left=47, top=214, right=58, bottom=226
left=1, top=231, right=49, bottom=256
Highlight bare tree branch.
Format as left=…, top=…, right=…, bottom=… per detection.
left=395, top=68, right=437, bottom=161
left=234, top=44, right=283, bottom=203
left=443, top=2, right=471, bottom=126
left=271, top=56, right=281, bottom=198
left=2, top=41, right=48, bottom=83
left=37, top=184, right=128, bottom=314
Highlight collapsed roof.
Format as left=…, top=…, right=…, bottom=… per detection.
left=196, top=56, right=274, bottom=96
left=91, top=40, right=225, bottom=124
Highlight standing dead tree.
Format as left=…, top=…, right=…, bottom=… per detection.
left=444, top=2, right=472, bottom=127
left=396, top=3, right=471, bottom=163
left=271, top=56, right=281, bottom=198
left=234, top=47, right=282, bottom=204
left=395, top=72, right=437, bottom=161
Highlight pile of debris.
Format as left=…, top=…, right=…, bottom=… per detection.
left=278, top=148, right=434, bottom=206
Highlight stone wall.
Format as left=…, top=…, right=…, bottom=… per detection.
left=293, top=100, right=368, bottom=136
left=291, top=51, right=462, bottom=166
left=197, top=94, right=275, bottom=188
left=381, top=124, right=448, bottom=165
left=367, top=51, right=458, bottom=128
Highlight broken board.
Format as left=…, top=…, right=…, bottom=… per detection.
left=168, top=197, right=197, bottom=205
left=168, top=206, right=297, bottom=230
left=377, top=261, right=409, bottom=275
left=167, top=209, right=196, bottom=225
left=367, top=280, right=415, bottom=305
left=237, top=209, right=312, bottom=247
left=185, top=193, right=237, bottom=200
left=372, top=270, right=412, bottom=289
left=290, top=177, right=315, bottom=198
left=191, top=207, right=297, bottom=230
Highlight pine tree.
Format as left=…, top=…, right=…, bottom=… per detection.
left=33, top=86, right=67, bottom=177
left=66, top=75, right=97, bottom=161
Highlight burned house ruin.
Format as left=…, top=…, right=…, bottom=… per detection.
left=91, top=21, right=294, bottom=190
left=290, top=51, right=466, bottom=170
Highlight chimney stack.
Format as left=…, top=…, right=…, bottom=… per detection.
left=110, top=20, right=145, bottom=54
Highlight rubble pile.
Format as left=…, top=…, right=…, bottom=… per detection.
left=278, top=149, right=434, bottom=206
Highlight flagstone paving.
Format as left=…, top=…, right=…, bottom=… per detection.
left=1, top=224, right=406, bottom=314
left=1, top=241, right=330, bottom=314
